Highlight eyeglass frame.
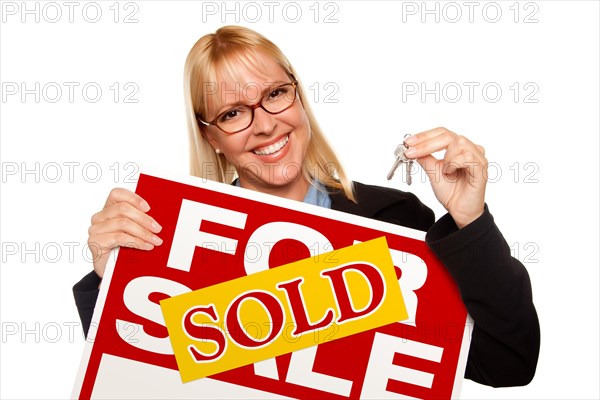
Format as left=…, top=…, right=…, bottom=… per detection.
left=196, top=80, right=299, bottom=134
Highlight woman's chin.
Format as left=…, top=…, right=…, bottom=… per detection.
left=239, top=171, right=305, bottom=191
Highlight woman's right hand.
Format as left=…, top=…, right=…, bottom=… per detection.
left=87, top=188, right=163, bottom=279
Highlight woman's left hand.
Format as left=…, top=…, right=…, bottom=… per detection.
left=404, top=127, right=488, bottom=229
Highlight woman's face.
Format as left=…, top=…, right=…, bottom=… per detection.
left=203, top=53, right=311, bottom=197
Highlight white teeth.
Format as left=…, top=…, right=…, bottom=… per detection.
left=253, top=135, right=289, bottom=156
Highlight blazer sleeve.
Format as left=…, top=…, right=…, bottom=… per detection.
left=425, top=204, right=540, bottom=387
left=72, top=270, right=101, bottom=338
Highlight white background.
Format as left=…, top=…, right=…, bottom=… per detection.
left=0, top=1, right=598, bottom=399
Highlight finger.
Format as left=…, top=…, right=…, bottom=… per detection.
left=91, top=201, right=161, bottom=234
left=413, top=154, right=442, bottom=183
left=88, top=232, right=156, bottom=257
left=404, top=127, right=452, bottom=146
left=89, top=217, right=163, bottom=247
left=404, top=128, right=456, bottom=160
left=442, top=136, right=486, bottom=166
left=87, top=233, right=155, bottom=279
left=442, top=151, right=486, bottom=181
left=87, top=233, right=155, bottom=277
left=104, top=187, right=150, bottom=212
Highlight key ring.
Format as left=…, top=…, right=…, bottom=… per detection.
left=402, top=133, right=412, bottom=148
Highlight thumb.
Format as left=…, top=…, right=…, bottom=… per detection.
left=414, top=154, right=441, bottom=184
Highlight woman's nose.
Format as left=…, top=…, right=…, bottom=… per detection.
left=250, top=107, right=277, bottom=136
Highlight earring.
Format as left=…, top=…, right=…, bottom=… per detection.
left=215, top=149, right=221, bottom=154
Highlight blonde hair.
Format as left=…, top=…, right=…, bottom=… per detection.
left=183, top=25, right=355, bottom=202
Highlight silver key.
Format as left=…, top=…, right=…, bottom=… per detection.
left=387, top=144, right=407, bottom=181
left=387, top=135, right=414, bottom=185
left=403, top=133, right=414, bottom=185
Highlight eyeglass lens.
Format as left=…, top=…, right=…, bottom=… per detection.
left=216, top=84, right=296, bottom=133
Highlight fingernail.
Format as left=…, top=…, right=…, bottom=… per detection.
left=404, top=135, right=417, bottom=146
left=151, top=220, right=162, bottom=232
left=152, top=235, right=163, bottom=246
left=144, top=242, right=154, bottom=250
left=141, top=200, right=151, bottom=212
left=404, top=147, right=417, bottom=157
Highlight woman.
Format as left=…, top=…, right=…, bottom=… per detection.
left=74, top=26, right=539, bottom=388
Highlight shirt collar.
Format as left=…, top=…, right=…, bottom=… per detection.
left=303, top=181, right=332, bottom=209
left=233, top=179, right=332, bottom=209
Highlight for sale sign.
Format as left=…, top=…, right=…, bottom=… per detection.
left=72, top=172, right=471, bottom=399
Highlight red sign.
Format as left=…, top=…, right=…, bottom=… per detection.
left=73, top=172, right=471, bottom=399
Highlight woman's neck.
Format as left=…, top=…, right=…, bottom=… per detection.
left=238, top=177, right=310, bottom=202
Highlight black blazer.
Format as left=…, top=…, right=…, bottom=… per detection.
left=73, top=181, right=539, bottom=388
left=330, top=182, right=540, bottom=387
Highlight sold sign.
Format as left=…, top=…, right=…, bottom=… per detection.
left=161, top=237, right=407, bottom=382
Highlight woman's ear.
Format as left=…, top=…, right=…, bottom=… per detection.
left=203, top=128, right=222, bottom=154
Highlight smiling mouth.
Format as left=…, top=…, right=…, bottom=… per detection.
left=252, top=135, right=289, bottom=156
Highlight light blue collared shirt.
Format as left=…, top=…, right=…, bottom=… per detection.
left=234, top=179, right=332, bottom=209
left=303, top=181, right=332, bottom=209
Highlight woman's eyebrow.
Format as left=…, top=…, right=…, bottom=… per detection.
left=214, top=80, right=289, bottom=114
left=214, top=99, right=246, bottom=116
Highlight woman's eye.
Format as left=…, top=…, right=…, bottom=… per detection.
left=268, top=87, right=289, bottom=100
left=219, top=108, right=242, bottom=122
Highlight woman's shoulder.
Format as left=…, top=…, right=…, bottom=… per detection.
left=329, top=181, right=435, bottom=231
left=352, top=181, right=417, bottom=199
